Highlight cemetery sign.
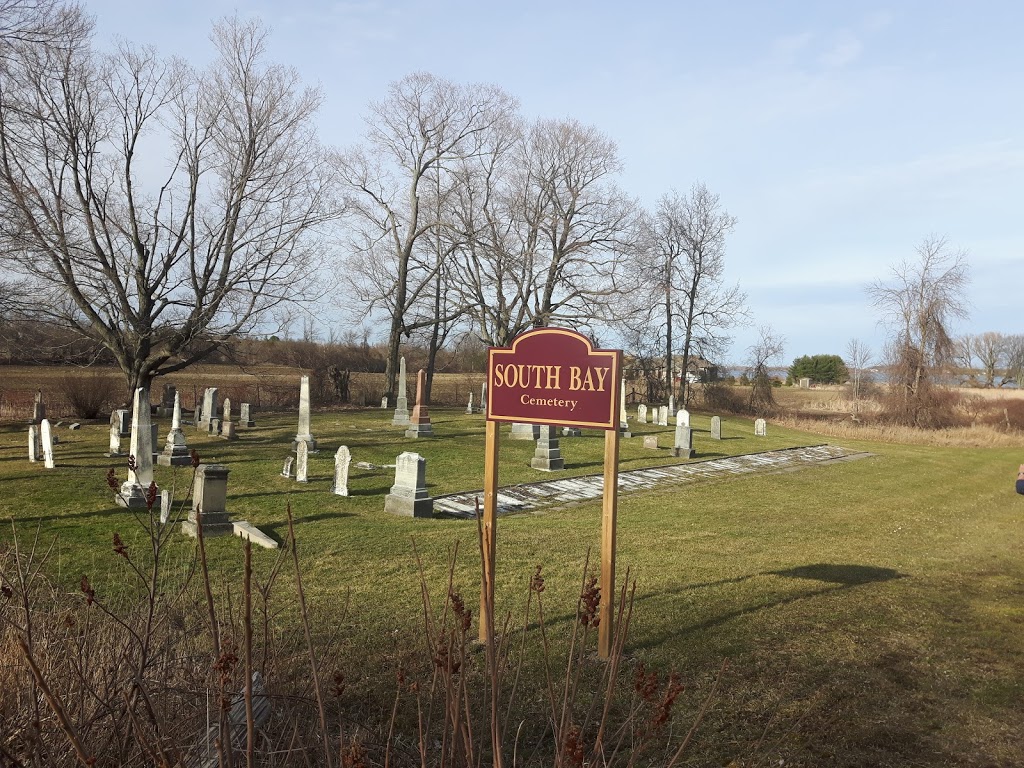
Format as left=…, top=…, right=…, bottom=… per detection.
left=487, top=328, right=620, bottom=429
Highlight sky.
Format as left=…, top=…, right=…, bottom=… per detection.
left=83, top=0, right=1024, bottom=365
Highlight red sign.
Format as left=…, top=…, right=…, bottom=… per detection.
left=487, top=328, right=621, bottom=430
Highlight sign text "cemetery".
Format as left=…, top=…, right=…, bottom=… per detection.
left=487, top=328, right=620, bottom=429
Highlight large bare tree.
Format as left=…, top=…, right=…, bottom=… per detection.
left=867, top=236, right=970, bottom=425
left=0, top=15, right=333, bottom=395
left=335, top=73, right=516, bottom=402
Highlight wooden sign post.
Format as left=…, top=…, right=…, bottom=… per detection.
left=481, top=328, right=622, bottom=659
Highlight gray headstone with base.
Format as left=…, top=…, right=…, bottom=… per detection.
left=637, top=404, right=648, bottom=424
left=118, top=387, right=157, bottom=508
left=405, top=369, right=434, bottom=438
left=392, top=356, right=410, bottom=426
left=157, top=391, right=191, bottom=466
left=530, top=425, right=565, bottom=471
left=711, top=415, right=722, bottom=440
left=239, top=402, right=255, bottom=428
left=181, top=464, right=232, bottom=537
left=755, top=418, right=767, bottom=437
left=673, top=423, right=695, bottom=458
left=40, top=419, right=55, bottom=468
left=510, top=423, right=540, bottom=440
left=293, top=375, right=317, bottom=452
left=295, top=441, right=309, bottom=483
left=384, top=452, right=433, bottom=518
left=220, top=397, right=237, bottom=440
left=332, top=446, right=351, bottom=496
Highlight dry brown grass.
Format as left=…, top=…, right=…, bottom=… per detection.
left=773, top=415, right=1024, bottom=448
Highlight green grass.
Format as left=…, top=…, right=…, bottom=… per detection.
left=2, top=408, right=1023, bottom=766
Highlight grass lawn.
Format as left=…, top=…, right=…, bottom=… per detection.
left=1, top=406, right=1023, bottom=766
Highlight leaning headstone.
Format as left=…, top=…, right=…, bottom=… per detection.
left=711, top=415, right=722, bottom=440
left=643, top=435, right=659, bottom=450
left=755, top=418, right=767, bottom=437
left=384, top=452, right=433, bottom=518
left=281, top=457, right=294, bottom=478
left=658, top=407, right=668, bottom=427
left=293, top=375, right=317, bottom=453
left=157, top=391, right=191, bottom=466
left=405, top=369, right=434, bottom=438
left=40, top=419, right=55, bottom=468
left=117, top=387, right=157, bottom=508
left=619, top=381, right=631, bottom=437
left=31, top=391, right=45, bottom=424
left=295, top=441, right=309, bottom=483
left=668, top=395, right=675, bottom=418
left=220, top=398, right=237, bottom=440
left=510, top=423, right=540, bottom=440
left=198, top=388, right=218, bottom=431
left=637, top=404, right=648, bottom=424
left=530, top=425, right=565, bottom=471
left=332, top=446, right=351, bottom=496
left=562, top=426, right=582, bottom=437
left=239, top=402, right=256, bottom=428
left=678, top=409, right=690, bottom=427
left=28, top=425, right=40, bottom=463
left=391, top=356, right=410, bottom=426
left=466, top=392, right=474, bottom=414
left=106, top=409, right=128, bottom=457
left=673, top=424, right=695, bottom=458
left=181, top=464, right=233, bottom=537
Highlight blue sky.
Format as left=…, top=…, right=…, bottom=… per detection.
left=86, top=1, right=1023, bottom=364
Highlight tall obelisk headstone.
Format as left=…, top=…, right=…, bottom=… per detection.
left=157, top=391, right=191, bottom=466
left=405, top=369, right=434, bottom=438
left=392, top=356, right=410, bottom=426
left=292, top=375, right=317, bottom=452
left=118, top=387, right=157, bottom=508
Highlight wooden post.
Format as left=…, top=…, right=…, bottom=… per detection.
left=599, top=356, right=622, bottom=659
left=480, top=419, right=500, bottom=644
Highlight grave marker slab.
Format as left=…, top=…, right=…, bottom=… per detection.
left=658, top=407, right=668, bottom=427
left=295, top=441, right=309, bottom=483
left=332, top=446, right=351, bottom=496
left=711, top=416, right=722, bottom=440
left=28, top=425, right=39, bottom=463
left=40, top=420, right=55, bottom=468
left=755, top=418, right=767, bottom=437
left=239, top=402, right=256, bottom=428
left=384, top=452, right=433, bottom=518
left=509, top=422, right=540, bottom=440
left=637, top=404, right=648, bottom=424
left=643, top=435, right=659, bottom=450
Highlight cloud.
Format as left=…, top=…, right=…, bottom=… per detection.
left=820, top=32, right=863, bottom=68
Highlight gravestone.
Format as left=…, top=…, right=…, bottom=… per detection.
left=295, top=441, right=309, bottom=483
left=115, top=409, right=131, bottom=437
left=220, top=398, right=237, bottom=440
left=281, top=457, right=294, bottom=478
left=619, top=381, right=631, bottom=437
left=160, top=489, right=172, bottom=525
left=157, top=391, right=191, bottom=466
left=31, top=391, right=45, bottom=424
left=405, top=369, right=434, bottom=438
left=28, top=425, right=40, bottom=462
left=658, top=407, right=668, bottom=427
left=755, top=418, right=767, bottom=437
left=391, top=356, right=410, bottom=426
left=384, top=452, right=433, bottom=518
left=711, top=415, right=722, bottom=440
left=643, top=435, right=659, bottom=450
left=150, top=423, right=159, bottom=461
left=530, top=425, right=565, bottom=471
left=510, top=423, right=540, bottom=440
left=332, top=446, right=351, bottom=496
left=292, top=375, right=317, bottom=452
left=68, top=423, right=80, bottom=430
left=637, top=404, right=648, bottom=424
left=239, top=402, right=256, bottom=428
left=208, top=418, right=221, bottom=436
left=117, top=387, right=157, bottom=508
left=678, top=408, right=690, bottom=428
left=198, top=388, right=218, bottom=431
left=380, top=396, right=388, bottom=409
left=668, top=395, right=675, bottom=418
left=40, top=420, right=55, bottom=468
left=673, top=423, right=695, bottom=458
left=562, top=426, right=582, bottom=437
left=181, top=464, right=233, bottom=537
left=157, top=384, right=176, bottom=417
left=799, top=377, right=811, bottom=389
left=106, top=409, right=128, bottom=457
left=466, top=392, right=474, bottom=414
left=480, top=381, right=487, bottom=415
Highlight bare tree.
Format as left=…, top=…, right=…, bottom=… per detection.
left=1004, top=335, right=1024, bottom=389
left=0, top=15, right=334, bottom=396
left=448, top=116, right=640, bottom=347
left=970, top=331, right=1006, bottom=387
left=747, top=325, right=785, bottom=413
left=845, top=337, right=873, bottom=416
left=866, top=236, right=970, bottom=426
left=335, top=73, right=517, bottom=403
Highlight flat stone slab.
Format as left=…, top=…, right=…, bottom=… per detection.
left=432, top=444, right=871, bottom=519
left=233, top=521, right=279, bottom=549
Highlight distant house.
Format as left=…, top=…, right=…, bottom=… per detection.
left=623, top=354, right=720, bottom=402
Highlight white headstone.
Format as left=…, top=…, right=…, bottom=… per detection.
left=480, top=380, right=487, bottom=414
left=118, top=387, right=157, bottom=508
left=383, top=452, right=432, bottom=518
left=158, top=391, right=191, bottom=466
left=380, top=396, right=388, bottom=409
left=673, top=423, right=695, bottom=458
left=294, top=375, right=317, bottom=452
left=637, top=404, right=648, bottom=424
left=678, top=408, right=690, bottom=427
left=755, top=418, right=767, bottom=437
left=199, top=387, right=218, bottom=430
left=332, top=446, right=351, bottom=496
left=466, top=392, right=474, bottom=414
left=668, top=395, right=675, bottom=418
left=711, top=415, right=722, bottom=440
left=28, top=425, right=39, bottom=463
left=40, top=420, right=55, bottom=468
left=160, top=489, right=172, bottom=524
left=392, top=357, right=410, bottom=426
left=658, top=406, right=668, bottom=427
left=239, top=402, right=255, bottom=428
left=281, top=457, right=294, bottom=478
left=295, top=441, right=309, bottom=482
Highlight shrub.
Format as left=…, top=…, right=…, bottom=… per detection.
left=699, top=381, right=748, bottom=413
left=55, top=369, right=118, bottom=418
